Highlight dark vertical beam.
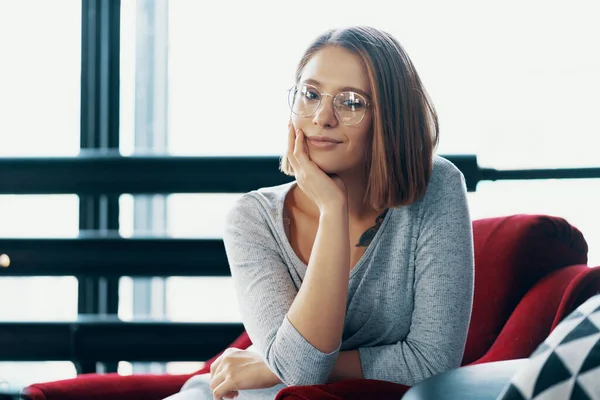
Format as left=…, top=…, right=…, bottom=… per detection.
left=78, top=0, right=121, bottom=374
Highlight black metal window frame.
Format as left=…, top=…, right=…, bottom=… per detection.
left=76, top=0, right=121, bottom=374
left=0, top=0, right=599, bottom=377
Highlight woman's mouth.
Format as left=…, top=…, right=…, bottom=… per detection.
left=306, top=136, right=342, bottom=149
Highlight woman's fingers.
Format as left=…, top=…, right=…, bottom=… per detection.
left=287, top=120, right=295, bottom=155
left=288, top=126, right=321, bottom=185
left=209, top=369, right=227, bottom=395
left=286, top=122, right=299, bottom=172
left=302, top=128, right=310, bottom=155
left=210, top=348, right=232, bottom=381
left=212, top=375, right=235, bottom=400
left=293, top=129, right=310, bottom=164
left=209, top=356, right=222, bottom=380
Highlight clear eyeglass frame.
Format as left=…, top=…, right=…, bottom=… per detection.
left=287, top=83, right=370, bottom=125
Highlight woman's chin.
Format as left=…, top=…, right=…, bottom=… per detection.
left=311, top=160, right=342, bottom=175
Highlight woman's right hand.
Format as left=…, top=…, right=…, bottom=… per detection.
left=286, top=121, right=348, bottom=212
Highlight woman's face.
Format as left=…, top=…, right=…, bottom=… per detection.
left=291, top=46, right=373, bottom=175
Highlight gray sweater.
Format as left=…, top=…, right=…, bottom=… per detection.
left=223, top=156, right=474, bottom=387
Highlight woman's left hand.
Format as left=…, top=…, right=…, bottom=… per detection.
left=209, top=348, right=282, bottom=399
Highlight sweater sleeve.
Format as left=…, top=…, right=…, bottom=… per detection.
left=223, top=193, right=340, bottom=387
left=358, top=160, right=475, bottom=385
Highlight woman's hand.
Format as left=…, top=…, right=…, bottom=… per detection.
left=286, top=122, right=348, bottom=212
left=209, top=348, right=281, bottom=400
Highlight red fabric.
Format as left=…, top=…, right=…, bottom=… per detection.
left=275, top=379, right=410, bottom=400
left=20, top=373, right=194, bottom=400
left=462, top=214, right=588, bottom=364
left=471, top=264, right=600, bottom=365
left=21, top=214, right=600, bottom=400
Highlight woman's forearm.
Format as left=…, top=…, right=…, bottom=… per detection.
left=287, top=203, right=350, bottom=354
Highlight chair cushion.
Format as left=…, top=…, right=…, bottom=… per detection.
left=497, top=294, right=600, bottom=399
left=463, top=215, right=588, bottom=365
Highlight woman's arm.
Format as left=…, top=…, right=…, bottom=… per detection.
left=355, top=162, right=474, bottom=386
left=224, top=194, right=349, bottom=387
left=284, top=127, right=351, bottom=354
left=225, top=127, right=354, bottom=386
left=325, top=162, right=474, bottom=385
left=287, top=204, right=350, bottom=354
left=328, top=350, right=363, bottom=382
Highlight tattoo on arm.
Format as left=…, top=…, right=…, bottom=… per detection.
left=356, top=209, right=388, bottom=247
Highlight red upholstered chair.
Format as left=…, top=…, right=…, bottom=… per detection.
left=22, top=214, right=600, bottom=400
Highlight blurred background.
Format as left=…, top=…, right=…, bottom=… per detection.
left=0, top=0, right=598, bottom=390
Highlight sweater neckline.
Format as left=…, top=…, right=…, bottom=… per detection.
left=275, top=181, right=393, bottom=279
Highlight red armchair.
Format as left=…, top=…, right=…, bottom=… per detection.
left=22, top=214, right=600, bottom=400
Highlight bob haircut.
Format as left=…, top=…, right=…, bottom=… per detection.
left=280, top=26, right=439, bottom=210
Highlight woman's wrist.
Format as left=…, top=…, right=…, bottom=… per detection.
left=261, top=360, right=282, bottom=386
left=318, top=198, right=348, bottom=217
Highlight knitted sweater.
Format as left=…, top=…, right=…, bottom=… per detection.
left=223, top=156, right=474, bottom=387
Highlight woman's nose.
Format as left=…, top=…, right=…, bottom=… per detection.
left=312, top=95, right=338, bottom=128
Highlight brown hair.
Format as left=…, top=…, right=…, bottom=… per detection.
left=280, top=26, right=439, bottom=210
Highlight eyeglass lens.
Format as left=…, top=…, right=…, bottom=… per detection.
left=288, top=84, right=367, bottom=125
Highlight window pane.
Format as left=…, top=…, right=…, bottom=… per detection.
left=165, top=277, right=241, bottom=322
left=0, top=195, right=79, bottom=238
left=0, top=0, right=80, bottom=156
left=167, top=194, right=241, bottom=238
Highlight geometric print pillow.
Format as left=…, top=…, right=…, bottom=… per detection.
left=496, top=294, right=600, bottom=400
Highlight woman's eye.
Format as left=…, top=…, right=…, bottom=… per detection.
left=342, top=100, right=365, bottom=110
left=303, top=90, right=320, bottom=100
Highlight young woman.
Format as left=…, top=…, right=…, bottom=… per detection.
left=167, top=25, right=474, bottom=400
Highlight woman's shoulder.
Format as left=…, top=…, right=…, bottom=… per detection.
left=431, top=155, right=465, bottom=183
left=418, top=155, right=467, bottom=206
left=225, top=181, right=295, bottom=225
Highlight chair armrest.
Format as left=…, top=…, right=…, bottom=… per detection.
left=21, top=372, right=197, bottom=400
left=473, top=264, right=600, bottom=365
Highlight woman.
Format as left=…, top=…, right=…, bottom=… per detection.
left=168, top=25, right=474, bottom=400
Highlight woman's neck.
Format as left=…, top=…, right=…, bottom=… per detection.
left=292, top=169, right=379, bottom=222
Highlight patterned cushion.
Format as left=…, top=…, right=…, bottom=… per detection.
left=497, top=294, right=600, bottom=399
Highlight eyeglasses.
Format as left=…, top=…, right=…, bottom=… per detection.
left=287, top=83, right=370, bottom=125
